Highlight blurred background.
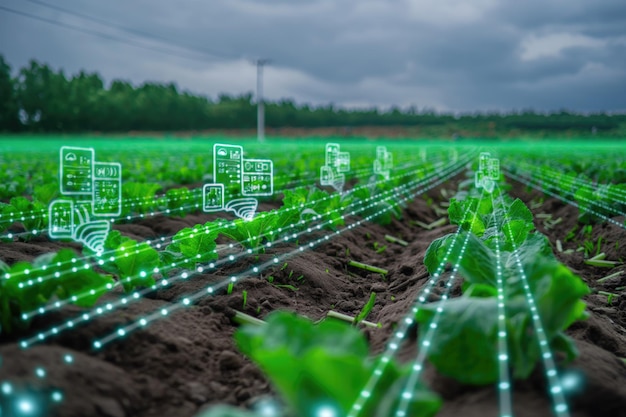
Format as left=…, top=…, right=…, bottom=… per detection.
left=0, top=0, right=625, bottom=137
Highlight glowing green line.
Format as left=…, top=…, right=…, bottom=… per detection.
left=21, top=157, right=470, bottom=348
left=93, top=162, right=466, bottom=349
left=494, top=184, right=570, bottom=417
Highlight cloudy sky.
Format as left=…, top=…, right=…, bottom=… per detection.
left=1, top=0, right=625, bottom=112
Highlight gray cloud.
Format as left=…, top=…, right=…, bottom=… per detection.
left=0, top=0, right=624, bottom=112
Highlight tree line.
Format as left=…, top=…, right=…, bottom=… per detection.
left=0, top=55, right=624, bottom=134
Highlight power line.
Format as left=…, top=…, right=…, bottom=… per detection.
left=0, top=5, right=227, bottom=63
left=254, top=59, right=271, bottom=142
left=22, top=0, right=238, bottom=61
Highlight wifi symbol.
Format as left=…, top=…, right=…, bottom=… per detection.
left=225, top=198, right=258, bottom=221
left=72, top=204, right=110, bottom=253
left=75, top=220, right=110, bottom=253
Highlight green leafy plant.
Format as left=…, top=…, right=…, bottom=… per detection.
left=165, top=225, right=219, bottom=265
left=103, top=231, right=160, bottom=292
left=421, top=190, right=590, bottom=385
left=0, top=249, right=113, bottom=335
left=0, top=196, right=47, bottom=234
left=233, top=311, right=441, bottom=417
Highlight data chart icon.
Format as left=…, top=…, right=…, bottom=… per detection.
left=60, top=146, right=94, bottom=195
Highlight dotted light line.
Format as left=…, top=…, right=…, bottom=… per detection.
left=5, top=153, right=447, bottom=286
left=92, top=159, right=470, bottom=349
left=18, top=169, right=396, bottom=344
left=10, top=155, right=442, bottom=290
left=393, top=188, right=486, bottom=417
left=512, top=159, right=626, bottom=204
left=16, top=153, right=454, bottom=320
left=348, top=186, right=484, bottom=417
left=21, top=157, right=471, bottom=349
left=511, top=163, right=626, bottom=220
left=504, top=170, right=625, bottom=230
left=489, top=191, right=513, bottom=417
left=494, top=184, right=570, bottom=417
left=0, top=152, right=428, bottom=237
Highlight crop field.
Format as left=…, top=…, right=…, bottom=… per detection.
left=0, top=137, right=624, bottom=417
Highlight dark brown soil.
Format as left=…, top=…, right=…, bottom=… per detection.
left=1, top=177, right=625, bottom=417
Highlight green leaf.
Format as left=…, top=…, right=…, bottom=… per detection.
left=9, top=196, right=31, bottom=213
left=502, top=219, right=533, bottom=249
left=51, top=249, right=114, bottom=307
left=425, top=232, right=496, bottom=287
left=33, top=183, right=59, bottom=205
left=168, top=227, right=218, bottom=264
left=447, top=198, right=464, bottom=225
left=507, top=198, right=534, bottom=224
left=220, top=215, right=277, bottom=252
left=236, top=311, right=441, bottom=417
left=114, top=241, right=159, bottom=292
left=415, top=296, right=500, bottom=384
left=423, top=234, right=452, bottom=275
left=355, top=292, right=377, bottom=324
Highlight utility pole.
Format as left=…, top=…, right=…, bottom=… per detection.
left=254, top=59, right=270, bottom=142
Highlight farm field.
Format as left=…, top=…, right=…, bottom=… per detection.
left=0, top=136, right=625, bottom=417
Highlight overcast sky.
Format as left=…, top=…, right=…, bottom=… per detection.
left=1, top=0, right=625, bottom=112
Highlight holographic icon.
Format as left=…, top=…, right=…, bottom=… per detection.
left=93, top=162, right=122, bottom=216
left=373, top=146, right=393, bottom=180
left=320, top=143, right=350, bottom=192
left=49, top=147, right=122, bottom=253
left=475, top=152, right=500, bottom=193
left=203, top=143, right=273, bottom=220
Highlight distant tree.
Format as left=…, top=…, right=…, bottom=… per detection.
left=0, top=54, right=623, bottom=135
left=0, top=56, right=19, bottom=131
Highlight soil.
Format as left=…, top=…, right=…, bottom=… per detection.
left=1, top=177, right=626, bottom=417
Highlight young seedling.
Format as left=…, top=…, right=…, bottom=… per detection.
left=556, top=239, right=563, bottom=253
left=227, top=282, right=234, bottom=295
left=372, top=242, right=387, bottom=254
left=273, top=284, right=298, bottom=292
left=242, top=290, right=248, bottom=309
left=598, top=291, right=618, bottom=306
left=413, top=218, right=447, bottom=230
left=354, top=292, right=377, bottom=325
left=583, top=240, right=595, bottom=257
left=597, top=270, right=623, bottom=284
left=595, top=237, right=604, bottom=257
left=385, top=234, right=408, bottom=247
left=564, top=225, right=578, bottom=242
left=348, top=260, right=388, bottom=276
left=585, top=253, right=620, bottom=268
left=325, top=310, right=379, bottom=329
left=233, top=310, right=265, bottom=327
left=530, top=198, right=545, bottom=209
